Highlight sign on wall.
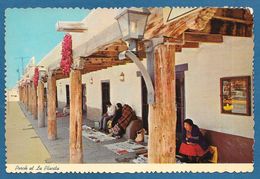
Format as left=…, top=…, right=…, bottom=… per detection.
left=220, top=76, right=251, bottom=116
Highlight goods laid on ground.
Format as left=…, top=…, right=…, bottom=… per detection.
left=104, top=140, right=147, bottom=155
left=82, top=125, right=115, bottom=142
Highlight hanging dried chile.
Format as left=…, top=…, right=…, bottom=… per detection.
left=60, top=34, right=73, bottom=75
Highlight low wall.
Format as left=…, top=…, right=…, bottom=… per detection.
left=201, top=129, right=254, bottom=163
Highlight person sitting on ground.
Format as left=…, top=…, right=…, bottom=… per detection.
left=99, top=101, right=116, bottom=132
left=179, top=118, right=209, bottom=163
left=110, top=104, right=136, bottom=138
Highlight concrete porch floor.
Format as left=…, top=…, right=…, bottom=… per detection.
left=18, top=102, right=139, bottom=164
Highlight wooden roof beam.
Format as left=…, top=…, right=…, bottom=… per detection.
left=55, top=73, right=69, bottom=80
left=182, top=42, right=200, bottom=48
left=88, top=50, right=119, bottom=58
left=165, top=32, right=223, bottom=43
left=183, top=32, right=223, bottom=43
left=84, top=64, right=113, bottom=69
left=175, top=46, right=182, bottom=52
left=212, top=15, right=253, bottom=25
left=85, top=61, right=127, bottom=66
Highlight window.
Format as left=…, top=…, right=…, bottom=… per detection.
left=220, top=76, right=251, bottom=116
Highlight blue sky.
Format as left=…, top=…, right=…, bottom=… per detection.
left=5, top=8, right=89, bottom=89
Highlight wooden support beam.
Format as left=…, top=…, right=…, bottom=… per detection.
left=84, top=64, right=113, bottom=68
left=148, top=44, right=176, bottom=163
left=183, top=42, right=200, bottom=48
left=213, top=15, right=253, bottom=25
left=25, top=85, right=28, bottom=110
left=183, top=32, right=223, bottom=43
left=69, top=69, right=83, bottom=163
left=102, top=42, right=128, bottom=52
left=37, top=81, right=45, bottom=128
left=145, top=8, right=216, bottom=39
left=29, top=83, right=33, bottom=114
left=85, top=61, right=127, bottom=66
left=18, top=87, right=21, bottom=102
left=175, top=45, right=182, bottom=52
left=54, top=73, right=69, bottom=81
left=32, top=85, right=38, bottom=120
left=89, top=50, right=119, bottom=58
left=47, top=75, right=57, bottom=140
left=165, top=32, right=223, bottom=44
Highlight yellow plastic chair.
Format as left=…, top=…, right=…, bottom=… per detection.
left=208, top=145, right=218, bottom=163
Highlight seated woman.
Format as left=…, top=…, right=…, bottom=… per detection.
left=110, top=104, right=136, bottom=138
left=179, top=118, right=209, bottom=163
left=112, top=103, right=123, bottom=127
left=99, top=101, right=116, bottom=132
left=107, top=103, right=123, bottom=132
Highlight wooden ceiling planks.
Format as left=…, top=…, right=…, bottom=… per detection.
left=202, top=8, right=253, bottom=37
left=144, top=8, right=217, bottom=39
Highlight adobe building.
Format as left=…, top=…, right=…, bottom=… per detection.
left=18, top=8, right=254, bottom=163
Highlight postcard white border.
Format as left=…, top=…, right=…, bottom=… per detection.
left=6, top=163, right=253, bottom=173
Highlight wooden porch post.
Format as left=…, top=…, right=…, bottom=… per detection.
left=28, top=84, right=30, bottom=112
left=32, top=85, right=38, bottom=120
left=38, top=81, right=45, bottom=127
left=26, top=84, right=29, bottom=110
left=47, top=75, right=57, bottom=140
left=25, top=85, right=28, bottom=109
left=21, top=86, right=24, bottom=104
left=148, top=44, right=177, bottom=163
left=69, top=69, right=83, bottom=163
left=29, top=83, right=32, bottom=113
left=18, top=86, right=21, bottom=102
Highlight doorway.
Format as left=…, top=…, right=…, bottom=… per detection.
left=176, top=71, right=185, bottom=134
left=141, top=77, right=149, bottom=131
left=56, top=87, right=58, bottom=108
left=66, top=85, right=70, bottom=107
left=82, top=84, right=86, bottom=112
left=101, top=81, right=110, bottom=114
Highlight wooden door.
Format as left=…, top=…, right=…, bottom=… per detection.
left=56, top=87, right=58, bottom=108
left=141, top=77, right=149, bottom=131
left=66, top=85, right=70, bottom=107
left=176, top=72, right=185, bottom=133
left=101, top=81, right=110, bottom=114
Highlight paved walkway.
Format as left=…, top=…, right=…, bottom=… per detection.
left=6, top=102, right=51, bottom=164
left=19, top=103, right=136, bottom=163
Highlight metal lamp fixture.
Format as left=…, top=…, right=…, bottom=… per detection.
left=116, top=8, right=155, bottom=104
left=56, top=21, right=88, bottom=33
left=115, top=8, right=150, bottom=51
left=120, top=72, right=125, bottom=82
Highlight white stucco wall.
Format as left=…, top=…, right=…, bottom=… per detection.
left=175, top=36, right=254, bottom=139
left=56, top=78, right=69, bottom=107
left=83, top=61, right=144, bottom=117
left=55, top=36, right=254, bottom=139
left=56, top=61, right=145, bottom=117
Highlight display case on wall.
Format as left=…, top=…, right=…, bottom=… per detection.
left=220, top=76, right=251, bottom=116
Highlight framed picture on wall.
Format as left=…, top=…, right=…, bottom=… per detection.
left=220, top=76, right=251, bottom=116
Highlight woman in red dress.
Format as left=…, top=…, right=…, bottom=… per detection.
left=179, top=119, right=209, bottom=162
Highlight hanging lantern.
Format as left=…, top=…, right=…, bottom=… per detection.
left=60, top=34, right=73, bottom=75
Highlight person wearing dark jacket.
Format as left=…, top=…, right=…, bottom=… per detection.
left=179, top=118, right=209, bottom=162
left=112, top=103, right=123, bottom=127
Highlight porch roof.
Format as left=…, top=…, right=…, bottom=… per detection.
left=22, top=8, right=253, bottom=82
left=44, top=8, right=218, bottom=80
